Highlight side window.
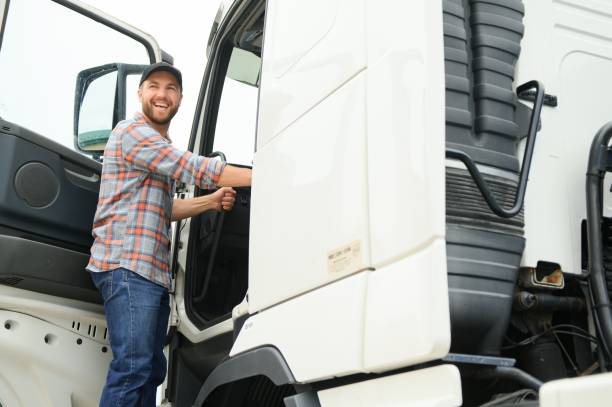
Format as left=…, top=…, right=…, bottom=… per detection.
left=126, top=74, right=143, bottom=119
left=211, top=47, right=261, bottom=166
left=0, top=0, right=151, bottom=152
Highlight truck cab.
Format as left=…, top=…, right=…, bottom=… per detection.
left=1, top=0, right=612, bottom=406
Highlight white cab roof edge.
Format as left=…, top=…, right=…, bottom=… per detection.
left=207, top=0, right=242, bottom=57
left=51, top=0, right=162, bottom=63
left=0, top=0, right=9, bottom=50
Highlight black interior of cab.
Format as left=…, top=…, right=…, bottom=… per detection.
left=236, top=13, right=264, bottom=55
left=184, top=3, right=265, bottom=330
left=190, top=185, right=251, bottom=322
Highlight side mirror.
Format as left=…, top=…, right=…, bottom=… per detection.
left=74, top=63, right=146, bottom=157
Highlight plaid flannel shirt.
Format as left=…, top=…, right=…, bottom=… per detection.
left=87, top=112, right=225, bottom=289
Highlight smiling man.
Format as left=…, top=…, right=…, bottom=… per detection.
left=139, top=65, right=181, bottom=126
left=87, top=62, right=251, bottom=407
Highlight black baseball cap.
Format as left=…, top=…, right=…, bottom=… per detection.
left=139, top=62, right=183, bottom=90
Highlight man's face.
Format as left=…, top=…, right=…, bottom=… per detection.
left=138, top=71, right=183, bottom=126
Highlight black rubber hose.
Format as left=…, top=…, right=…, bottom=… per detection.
left=473, top=366, right=543, bottom=390
left=193, top=151, right=228, bottom=303
left=193, top=211, right=225, bottom=303
left=586, top=121, right=612, bottom=365
left=514, top=291, right=585, bottom=312
left=446, top=80, right=545, bottom=218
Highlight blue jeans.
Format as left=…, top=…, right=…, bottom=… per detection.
left=91, top=268, right=170, bottom=407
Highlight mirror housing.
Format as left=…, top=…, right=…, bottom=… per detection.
left=74, top=63, right=146, bottom=157
left=226, top=48, right=261, bottom=87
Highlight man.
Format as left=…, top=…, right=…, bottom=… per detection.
left=86, top=62, right=251, bottom=406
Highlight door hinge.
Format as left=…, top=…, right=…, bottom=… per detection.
left=169, top=294, right=180, bottom=328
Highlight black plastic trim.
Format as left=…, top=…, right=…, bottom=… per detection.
left=472, top=12, right=525, bottom=35
left=446, top=225, right=524, bottom=253
left=446, top=80, right=544, bottom=218
left=0, top=128, right=99, bottom=247
left=191, top=346, right=296, bottom=407
left=472, top=35, right=521, bottom=57
left=1, top=118, right=101, bottom=173
left=444, top=0, right=527, bottom=172
left=446, top=142, right=517, bottom=171
left=444, top=22, right=468, bottom=41
left=446, top=168, right=524, bottom=234
left=161, top=49, right=174, bottom=64
left=446, top=109, right=472, bottom=128
left=284, top=392, right=321, bottom=407
left=0, top=224, right=88, bottom=254
left=474, top=116, right=518, bottom=138
left=444, top=47, right=468, bottom=64
left=474, top=84, right=515, bottom=106
left=447, top=75, right=471, bottom=93
left=0, top=234, right=101, bottom=303
left=518, top=89, right=558, bottom=107
left=473, top=57, right=515, bottom=79
left=443, top=0, right=464, bottom=18
left=473, top=0, right=525, bottom=14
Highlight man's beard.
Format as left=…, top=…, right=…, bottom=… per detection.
left=142, top=102, right=179, bottom=125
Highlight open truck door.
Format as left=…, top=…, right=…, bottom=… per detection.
left=0, top=1, right=163, bottom=405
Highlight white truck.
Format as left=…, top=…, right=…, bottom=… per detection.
left=1, top=0, right=612, bottom=406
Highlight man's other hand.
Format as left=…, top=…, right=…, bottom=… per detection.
left=211, top=187, right=237, bottom=211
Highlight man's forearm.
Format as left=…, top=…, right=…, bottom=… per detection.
left=171, top=196, right=215, bottom=221
left=218, top=165, right=252, bottom=187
